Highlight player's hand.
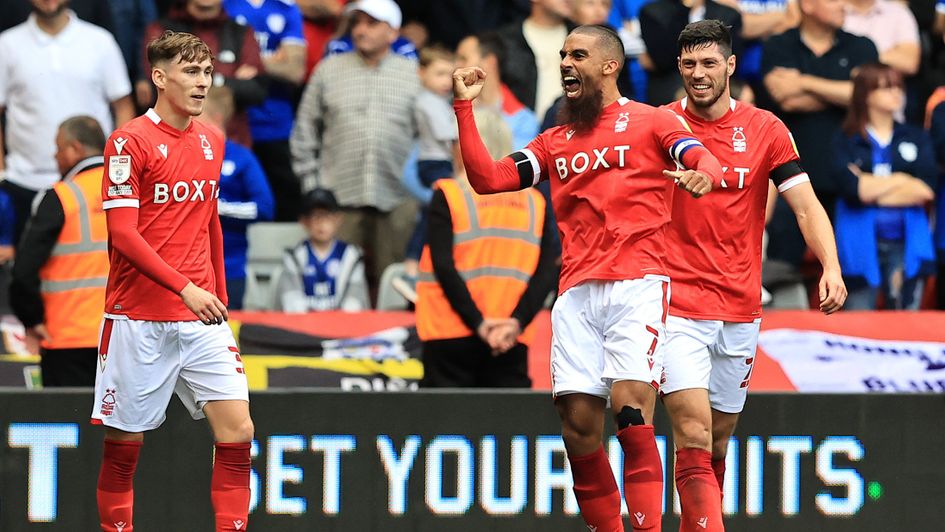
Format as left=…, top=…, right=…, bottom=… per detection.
left=663, top=169, right=713, bottom=198
left=180, top=282, right=229, bottom=325
left=453, top=67, right=486, bottom=101
left=234, top=64, right=258, bottom=80
left=818, top=268, right=847, bottom=315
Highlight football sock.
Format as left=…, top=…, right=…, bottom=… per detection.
left=568, top=445, right=625, bottom=532
left=712, top=458, right=726, bottom=500
left=616, top=407, right=662, bottom=531
left=676, top=448, right=725, bottom=532
left=97, top=439, right=141, bottom=532
left=211, top=442, right=252, bottom=532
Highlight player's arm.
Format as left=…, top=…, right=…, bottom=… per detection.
left=509, top=209, right=560, bottom=335
left=655, top=110, right=722, bottom=197
left=453, top=67, right=542, bottom=194
left=209, top=203, right=228, bottom=308
left=769, top=121, right=845, bottom=313
left=9, top=191, right=65, bottom=331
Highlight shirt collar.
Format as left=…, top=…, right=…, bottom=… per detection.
left=63, top=156, right=105, bottom=181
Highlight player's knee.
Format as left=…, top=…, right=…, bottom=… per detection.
left=674, top=418, right=712, bottom=451
left=233, top=418, right=255, bottom=442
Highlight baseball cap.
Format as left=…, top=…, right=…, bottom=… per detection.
left=345, top=0, right=402, bottom=30
left=301, top=188, right=341, bottom=214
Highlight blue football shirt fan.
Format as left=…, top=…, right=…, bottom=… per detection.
left=218, top=139, right=275, bottom=309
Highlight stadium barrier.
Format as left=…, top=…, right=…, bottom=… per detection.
left=1, top=390, right=943, bottom=531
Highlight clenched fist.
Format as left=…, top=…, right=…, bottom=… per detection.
left=453, top=67, right=487, bottom=101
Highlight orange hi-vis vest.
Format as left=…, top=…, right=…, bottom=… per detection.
left=38, top=162, right=109, bottom=349
left=416, top=178, right=545, bottom=345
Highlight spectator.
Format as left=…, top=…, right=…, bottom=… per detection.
left=108, top=0, right=159, bottom=101
left=455, top=31, right=540, bottom=151
left=0, top=189, right=14, bottom=265
left=639, top=0, right=742, bottom=105
left=291, top=0, right=420, bottom=288
left=325, top=1, right=419, bottom=61
left=0, top=0, right=114, bottom=33
left=224, top=0, right=306, bottom=221
left=10, top=116, right=108, bottom=386
left=416, top=109, right=558, bottom=388
left=937, top=0, right=945, bottom=37
left=842, top=0, right=920, bottom=77
left=714, top=0, right=800, bottom=82
left=297, top=0, right=344, bottom=76
left=608, top=0, right=656, bottom=101
left=201, top=86, right=275, bottom=310
left=498, top=0, right=574, bottom=117
left=400, top=46, right=458, bottom=292
left=139, top=0, right=267, bottom=147
left=0, top=0, right=133, bottom=248
left=831, top=64, right=936, bottom=310
left=760, top=0, right=878, bottom=266
left=274, top=188, right=370, bottom=311
left=929, top=100, right=945, bottom=308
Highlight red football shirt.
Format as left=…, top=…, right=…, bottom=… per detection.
left=663, top=98, right=809, bottom=322
left=101, top=109, right=224, bottom=321
left=456, top=97, right=720, bottom=295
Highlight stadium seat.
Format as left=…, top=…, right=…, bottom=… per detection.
left=244, top=222, right=306, bottom=310
left=377, top=262, right=410, bottom=311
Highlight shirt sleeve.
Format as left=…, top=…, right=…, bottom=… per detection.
left=9, top=191, right=65, bottom=328
left=0, top=37, right=9, bottom=106
left=281, top=4, right=306, bottom=46
left=891, top=4, right=920, bottom=46
left=101, top=32, right=132, bottom=102
left=102, top=132, right=145, bottom=209
left=766, top=117, right=811, bottom=193
left=455, top=99, right=549, bottom=193
left=760, top=33, right=798, bottom=77
left=652, top=109, right=723, bottom=187
left=908, top=131, right=939, bottom=190
left=427, top=188, right=484, bottom=331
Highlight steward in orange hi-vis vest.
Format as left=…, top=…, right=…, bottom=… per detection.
left=39, top=162, right=109, bottom=349
left=416, top=178, right=546, bottom=345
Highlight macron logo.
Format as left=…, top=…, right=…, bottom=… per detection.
left=114, top=522, right=126, bottom=532
left=566, top=129, right=575, bottom=141
left=634, top=512, right=646, bottom=525
left=113, top=137, right=128, bottom=155
left=697, top=516, right=708, bottom=528
left=158, top=144, right=168, bottom=158
left=233, top=519, right=245, bottom=530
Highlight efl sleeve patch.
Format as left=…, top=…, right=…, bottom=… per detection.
left=108, top=155, right=132, bottom=184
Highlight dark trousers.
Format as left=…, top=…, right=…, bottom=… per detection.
left=40, top=346, right=97, bottom=387
left=227, top=276, right=246, bottom=310
left=421, top=335, right=531, bottom=388
left=937, top=260, right=945, bottom=310
left=253, top=140, right=301, bottom=222
left=0, top=180, right=40, bottom=249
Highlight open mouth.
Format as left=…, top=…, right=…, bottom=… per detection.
left=690, top=83, right=711, bottom=96
left=191, top=94, right=206, bottom=102
left=562, top=75, right=581, bottom=98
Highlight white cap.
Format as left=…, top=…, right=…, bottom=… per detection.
left=346, top=0, right=402, bottom=30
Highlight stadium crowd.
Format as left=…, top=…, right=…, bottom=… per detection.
left=2, top=0, right=945, bottom=385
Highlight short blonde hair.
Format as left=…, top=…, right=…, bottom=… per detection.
left=147, top=30, right=213, bottom=67
left=419, top=45, right=454, bottom=68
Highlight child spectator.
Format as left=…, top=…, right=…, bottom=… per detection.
left=202, top=86, right=275, bottom=309
left=399, top=45, right=457, bottom=298
left=831, top=64, right=937, bottom=310
left=274, top=188, right=370, bottom=311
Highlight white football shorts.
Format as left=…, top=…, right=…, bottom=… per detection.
left=660, top=315, right=762, bottom=413
left=550, top=276, right=670, bottom=399
left=91, top=316, right=248, bottom=432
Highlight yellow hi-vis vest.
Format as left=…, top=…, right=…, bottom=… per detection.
left=38, top=165, right=109, bottom=349
left=416, top=178, right=545, bottom=345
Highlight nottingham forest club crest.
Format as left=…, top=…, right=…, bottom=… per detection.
left=732, top=127, right=747, bottom=153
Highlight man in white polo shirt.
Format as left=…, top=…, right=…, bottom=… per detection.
left=0, top=0, right=134, bottom=247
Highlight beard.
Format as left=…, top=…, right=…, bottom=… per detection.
left=33, top=1, right=69, bottom=19
left=688, top=76, right=728, bottom=109
left=557, top=87, right=604, bottom=133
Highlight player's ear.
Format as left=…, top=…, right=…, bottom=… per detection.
left=727, top=54, right=737, bottom=77
left=602, top=58, right=618, bottom=76
left=151, top=66, right=166, bottom=90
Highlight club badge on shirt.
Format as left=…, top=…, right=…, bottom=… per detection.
left=109, top=155, right=132, bottom=184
